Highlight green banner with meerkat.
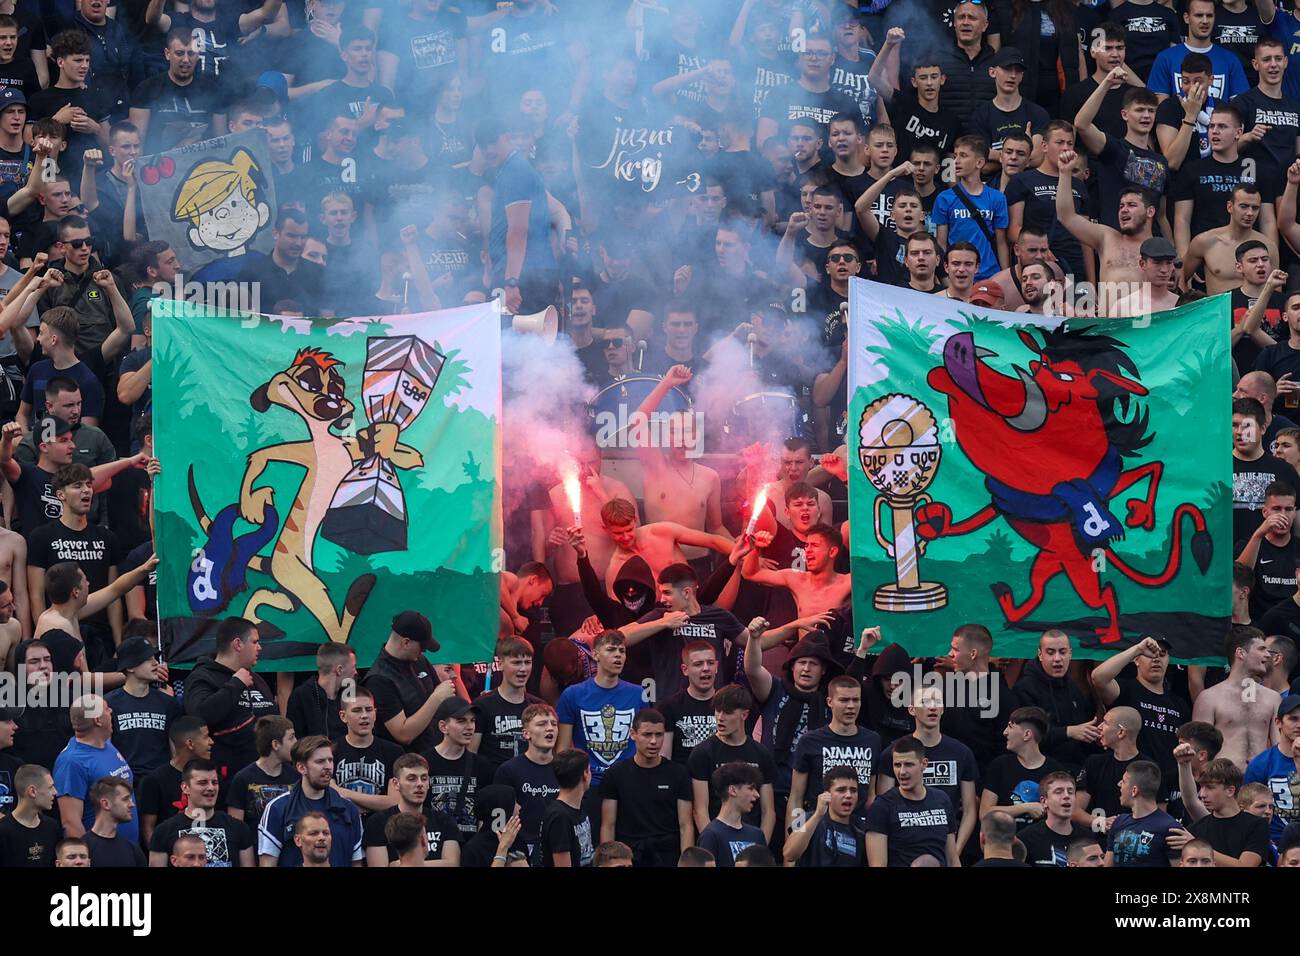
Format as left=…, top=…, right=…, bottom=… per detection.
left=153, top=299, right=501, bottom=670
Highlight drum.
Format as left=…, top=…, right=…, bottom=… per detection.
left=725, top=389, right=809, bottom=444
left=588, top=375, right=693, bottom=437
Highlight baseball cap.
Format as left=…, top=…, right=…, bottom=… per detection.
left=35, top=415, right=73, bottom=440
left=1149, top=635, right=1173, bottom=653
left=991, top=47, right=1026, bottom=70
left=391, top=610, right=439, bottom=651
left=434, top=696, right=478, bottom=724
left=970, top=280, right=1004, bottom=307
left=113, top=636, right=160, bottom=671
left=0, top=87, right=25, bottom=109
left=0, top=706, right=21, bottom=722
left=1278, top=694, right=1300, bottom=717
left=1140, top=237, right=1177, bottom=260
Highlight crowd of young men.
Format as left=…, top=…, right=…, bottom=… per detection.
left=0, top=0, right=1297, bottom=870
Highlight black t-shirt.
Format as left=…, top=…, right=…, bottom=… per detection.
left=966, top=98, right=1050, bottom=154
left=1077, top=751, right=1167, bottom=817
left=1095, top=134, right=1169, bottom=228
left=26, top=520, right=122, bottom=626
left=137, top=762, right=183, bottom=824
left=130, top=71, right=224, bottom=154
left=870, top=227, right=908, bottom=288
left=540, top=798, right=594, bottom=867
left=1214, top=5, right=1265, bottom=83
left=1235, top=287, right=1289, bottom=371
left=759, top=82, right=862, bottom=133
left=1108, top=2, right=1181, bottom=78
left=1112, top=679, right=1190, bottom=804
left=1248, top=536, right=1300, bottom=619
left=1171, top=154, right=1275, bottom=238
left=1108, top=808, right=1180, bottom=866
left=865, top=786, right=956, bottom=866
left=1155, top=95, right=1211, bottom=162
left=472, top=689, right=544, bottom=773
left=713, top=149, right=775, bottom=208
left=226, top=761, right=296, bottom=832
left=148, top=810, right=253, bottom=867
left=791, top=725, right=883, bottom=824
left=1004, top=169, right=1089, bottom=274
left=660, top=690, right=716, bottom=766
left=888, top=91, right=962, bottom=157
left=599, top=757, right=691, bottom=848
left=1230, top=87, right=1300, bottom=170
left=981, top=754, right=1069, bottom=827
left=11, top=462, right=59, bottom=537
left=797, top=816, right=867, bottom=867
left=0, top=55, right=39, bottom=98
left=26, top=85, right=114, bottom=183
left=879, top=735, right=979, bottom=827
left=332, top=736, right=404, bottom=805
left=493, top=754, right=559, bottom=853
left=420, top=748, right=491, bottom=839
left=634, top=604, right=746, bottom=701
left=1235, top=453, right=1298, bottom=551
left=106, top=686, right=181, bottom=778
left=0, top=811, right=61, bottom=867
left=362, top=801, right=461, bottom=863
left=1018, top=820, right=1100, bottom=867
left=687, top=736, right=777, bottom=828
left=167, top=9, right=249, bottom=91
left=1060, top=79, right=1128, bottom=140
left=1259, top=596, right=1300, bottom=643
left=1188, top=809, right=1271, bottom=862
left=84, top=830, right=146, bottom=867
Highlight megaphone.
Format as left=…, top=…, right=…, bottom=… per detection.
left=510, top=305, right=559, bottom=344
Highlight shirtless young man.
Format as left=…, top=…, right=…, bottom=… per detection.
left=986, top=228, right=1064, bottom=312
left=0, top=525, right=29, bottom=640
left=1185, top=185, right=1278, bottom=296
left=0, top=578, right=22, bottom=671
left=739, top=523, right=852, bottom=634
left=596, top=498, right=732, bottom=601
left=1109, top=237, right=1181, bottom=317
left=1192, top=626, right=1281, bottom=769
left=1055, top=148, right=1153, bottom=297
left=635, top=366, right=732, bottom=560
left=755, top=438, right=833, bottom=532
left=33, top=559, right=157, bottom=646
left=535, top=435, right=635, bottom=587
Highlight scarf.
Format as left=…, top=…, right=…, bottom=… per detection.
left=773, top=678, right=829, bottom=764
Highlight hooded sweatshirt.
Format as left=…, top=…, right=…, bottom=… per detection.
left=183, top=657, right=277, bottom=781
left=1009, top=659, right=1100, bottom=770
left=849, top=642, right=914, bottom=743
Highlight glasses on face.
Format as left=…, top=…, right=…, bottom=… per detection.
left=604, top=338, right=627, bottom=348
left=828, top=253, right=858, bottom=263
left=63, top=237, right=91, bottom=249
left=801, top=50, right=834, bottom=59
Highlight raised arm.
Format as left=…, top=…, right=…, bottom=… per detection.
left=1277, top=161, right=1300, bottom=256
left=854, top=160, right=914, bottom=240
left=868, top=27, right=905, bottom=101
left=743, top=618, right=774, bottom=703
left=1055, top=150, right=1110, bottom=251
left=1157, top=80, right=1208, bottom=172
left=1073, top=68, right=1125, bottom=155
left=1091, top=636, right=1162, bottom=707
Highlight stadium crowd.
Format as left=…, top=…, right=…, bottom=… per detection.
left=0, top=0, right=1297, bottom=870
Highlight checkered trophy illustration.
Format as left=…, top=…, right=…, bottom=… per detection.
left=321, top=336, right=445, bottom=554
left=859, top=393, right=948, bottom=612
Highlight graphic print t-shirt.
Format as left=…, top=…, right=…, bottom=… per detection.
left=555, top=678, right=644, bottom=784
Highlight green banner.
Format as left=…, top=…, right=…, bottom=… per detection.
left=154, top=300, right=501, bottom=670
left=848, top=280, right=1231, bottom=663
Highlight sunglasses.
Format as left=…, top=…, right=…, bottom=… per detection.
left=62, top=237, right=91, bottom=249
left=828, top=253, right=858, bottom=263
left=604, top=338, right=627, bottom=347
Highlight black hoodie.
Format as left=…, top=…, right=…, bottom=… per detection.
left=183, top=657, right=277, bottom=781
left=1010, top=659, right=1100, bottom=771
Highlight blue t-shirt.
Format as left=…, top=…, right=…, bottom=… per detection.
left=1147, top=43, right=1248, bottom=102
left=697, top=818, right=766, bottom=867
left=1243, top=744, right=1299, bottom=841
left=488, top=150, right=557, bottom=284
left=555, top=678, right=644, bottom=784
left=931, top=184, right=1009, bottom=279
left=257, top=787, right=364, bottom=868
left=1266, top=10, right=1300, bottom=101
left=1107, top=808, right=1180, bottom=866
left=20, top=358, right=105, bottom=421
left=52, top=737, right=137, bottom=843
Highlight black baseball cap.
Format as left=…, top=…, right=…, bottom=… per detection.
left=35, top=415, right=73, bottom=440
left=0, top=707, right=20, bottom=722
left=991, top=47, right=1026, bottom=69
left=434, top=697, right=478, bottom=724
left=1278, top=694, right=1300, bottom=717
left=113, top=636, right=160, bottom=671
left=391, top=610, right=439, bottom=651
